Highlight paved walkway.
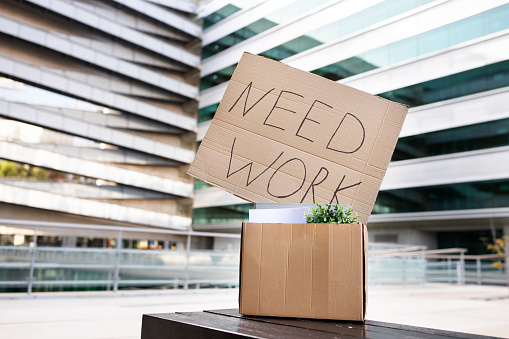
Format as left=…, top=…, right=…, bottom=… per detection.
left=0, top=284, right=508, bottom=339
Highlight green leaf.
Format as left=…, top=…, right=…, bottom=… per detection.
left=305, top=203, right=362, bottom=224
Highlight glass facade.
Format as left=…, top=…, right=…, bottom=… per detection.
left=198, top=103, right=219, bottom=123
left=202, top=0, right=331, bottom=60
left=312, top=4, right=509, bottom=81
left=200, top=59, right=509, bottom=134
left=379, top=59, right=509, bottom=108
left=203, top=3, right=241, bottom=29
left=192, top=204, right=254, bottom=225
left=373, top=179, right=509, bottom=214
left=259, top=0, right=433, bottom=61
left=203, top=5, right=239, bottom=29
left=192, top=142, right=212, bottom=189
left=194, top=179, right=213, bottom=190
left=393, top=118, right=509, bottom=161
left=200, top=65, right=236, bottom=91
left=437, top=230, right=502, bottom=255
left=193, top=178, right=509, bottom=222
left=201, top=0, right=433, bottom=90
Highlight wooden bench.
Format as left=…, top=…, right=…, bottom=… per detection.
left=142, top=308, right=499, bottom=338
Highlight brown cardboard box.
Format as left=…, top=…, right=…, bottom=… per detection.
left=239, top=222, right=367, bottom=321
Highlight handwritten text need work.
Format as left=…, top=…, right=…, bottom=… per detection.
left=224, top=81, right=367, bottom=204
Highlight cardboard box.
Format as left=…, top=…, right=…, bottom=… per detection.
left=188, top=52, right=408, bottom=224
left=239, top=222, right=367, bottom=321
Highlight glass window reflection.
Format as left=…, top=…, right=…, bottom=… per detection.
left=192, top=204, right=254, bottom=225
left=393, top=118, right=509, bottom=161
left=312, top=4, right=509, bottom=81
left=374, top=179, right=509, bottom=214
left=201, top=0, right=434, bottom=90
left=380, top=60, right=509, bottom=107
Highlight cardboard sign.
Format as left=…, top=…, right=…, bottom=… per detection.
left=188, top=52, right=408, bottom=223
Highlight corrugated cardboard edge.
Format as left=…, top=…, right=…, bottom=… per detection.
left=239, top=222, right=245, bottom=314
left=363, top=223, right=368, bottom=320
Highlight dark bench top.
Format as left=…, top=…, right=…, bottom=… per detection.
left=142, top=308, right=502, bottom=339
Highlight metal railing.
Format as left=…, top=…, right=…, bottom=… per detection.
left=368, top=243, right=427, bottom=285
left=0, top=245, right=240, bottom=292
left=1, top=220, right=508, bottom=293
left=426, top=255, right=509, bottom=285
left=0, top=219, right=240, bottom=293
left=374, top=246, right=509, bottom=286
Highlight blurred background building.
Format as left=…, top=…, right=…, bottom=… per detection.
left=0, top=0, right=508, bottom=291
left=0, top=0, right=201, bottom=246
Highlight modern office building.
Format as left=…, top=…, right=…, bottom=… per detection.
left=1, top=0, right=509, bottom=255
left=0, top=0, right=201, bottom=247
left=193, top=0, right=509, bottom=254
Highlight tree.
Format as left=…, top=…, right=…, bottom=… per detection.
left=487, top=236, right=509, bottom=270
left=487, top=235, right=509, bottom=293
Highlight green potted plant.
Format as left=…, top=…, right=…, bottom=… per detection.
left=304, top=203, right=362, bottom=224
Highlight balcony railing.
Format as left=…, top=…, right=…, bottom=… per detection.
left=0, top=245, right=240, bottom=292
left=0, top=219, right=507, bottom=293
left=370, top=245, right=509, bottom=286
